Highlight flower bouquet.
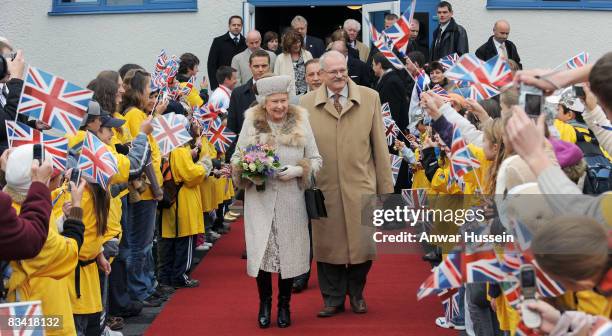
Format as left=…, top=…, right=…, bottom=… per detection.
left=233, top=144, right=281, bottom=192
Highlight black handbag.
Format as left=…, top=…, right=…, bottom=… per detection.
left=305, top=176, right=327, bottom=219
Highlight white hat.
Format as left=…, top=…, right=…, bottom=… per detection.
left=5, top=144, right=35, bottom=195
left=255, top=75, right=293, bottom=104
left=559, top=87, right=585, bottom=113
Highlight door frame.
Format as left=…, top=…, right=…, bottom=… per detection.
left=362, top=1, right=400, bottom=46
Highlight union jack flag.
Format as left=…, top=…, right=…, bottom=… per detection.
left=0, top=301, right=44, bottom=335
left=77, top=132, right=118, bottom=189
left=463, top=250, right=507, bottom=283
left=445, top=54, right=512, bottom=100
left=401, top=188, right=428, bottom=209
left=154, top=49, right=169, bottom=75
left=438, top=288, right=460, bottom=323
left=390, top=154, right=402, bottom=185
left=179, top=76, right=196, bottom=97
left=563, top=51, right=589, bottom=70
left=381, top=102, right=391, bottom=118
left=449, top=125, right=480, bottom=184
left=152, top=112, right=193, bottom=156
left=417, top=252, right=463, bottom=299
left=205, top=118, right=236, bottom=153
left=383, top=116, right=400, bottom=146
left=382, top=0, right=415, bottom=56
left=515, top=321, right=539, bottom=336
left=500, top=281, right=521, bottom=309
left=431, top=84, right=450, bottom=100
left=366, top=17, right=405, bottom=70
left=439, top=53, right=460, bottom=70
left=17, top=66, right=91, bottom=135
left=6, top=120, right=68, bottom=170
left=510, top=219, right=533, bottom=251
left=415, top=70, right=431, bottom=98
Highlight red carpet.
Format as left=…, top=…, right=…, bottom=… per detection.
left=147, top=219, right=458, bottom=335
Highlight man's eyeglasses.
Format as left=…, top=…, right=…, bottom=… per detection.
left=323, top=69, right=347, bottom=76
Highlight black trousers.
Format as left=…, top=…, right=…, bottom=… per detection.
left=316, top=260, right=372, bottom=307
left=99, top=258, right=131, bottom=316
left=157, top=235, right=195, bottom=286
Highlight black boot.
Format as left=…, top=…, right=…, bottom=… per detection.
left=256, top=271, right=272, bottom=328
left=277, top=276, right=293, bottom=328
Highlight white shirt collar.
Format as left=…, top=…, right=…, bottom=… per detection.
left=229, top=32, right=240, bottom=40
left=327, top=85, right=349, bottom=99
left=440, top=22, right=450, bottom=32
left=493, top=38, right=504, bottom=49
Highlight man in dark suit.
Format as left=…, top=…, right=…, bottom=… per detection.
left=373, top=52, right=412, bottom=194
left=227, top=50, right=270, bottom=140
left=330, top=41, right=373, bottom=88
left=207, top=15, right=247, bottom=90
left=430, top=1, right=469, bottom=61
left=475, top=20, right=522, bottom=69
left=291, top=15, right=325, bottom=58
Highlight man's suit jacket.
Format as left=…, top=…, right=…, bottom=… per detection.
left=375, top=70, right=409, bottom=131
left=304, top=35, right=325, bottom=58
left=431, top=18, right=469, bottom=61
left=207, top=32, right=247, bottom=89
left=475, top=36, right=522, bottom=69
left=348, top=57, right=374, bottom=88
left=231, top=48, right=277, bottom=86
left=226, top=78, right=257, bottom=161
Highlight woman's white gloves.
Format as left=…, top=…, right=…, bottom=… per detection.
left=277, top=165, right=303, bottom=181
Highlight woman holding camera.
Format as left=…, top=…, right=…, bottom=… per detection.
left=231, top=74, right=321, bottom=328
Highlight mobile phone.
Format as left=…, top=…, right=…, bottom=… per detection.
left=520, top=84, right=544, bottom=117
left=3, top=52, right=16, bottom=61
left=573, top=85, right=585, bottom=99
left=520, top=264, right=542, bottom=329
left=68, top=169, right=81, bottom=191
left=32, top=144, right=43, bottom=164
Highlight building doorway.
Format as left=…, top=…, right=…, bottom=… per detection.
left=254, top=5, right=363, bottom=46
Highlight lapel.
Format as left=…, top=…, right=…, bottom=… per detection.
left=314, top=80, right=361, bottom=119
left=486, top=36, right=496, bottom=56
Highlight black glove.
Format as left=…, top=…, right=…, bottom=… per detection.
left=211, top=159, right=222, bottom=170
left=115, top=143, right=130, bottom=155
left=62, top=218, right=85, bottom=250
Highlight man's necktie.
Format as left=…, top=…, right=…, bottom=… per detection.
left=333, top=94, right=343, bottom=113
left=500, top=43, right=508, bottom=59
left=234, top=37, right=239, bottom=45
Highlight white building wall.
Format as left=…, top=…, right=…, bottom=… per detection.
left=0, top=0, right=611, bottom=86
left=0, top=0, right=243, bottom=86
left=454, top=1, right=612, bottom=69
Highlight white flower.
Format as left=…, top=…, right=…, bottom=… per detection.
left=248, top=163, right=257, bottom=171
left=242, top=163, right=249, bottom=170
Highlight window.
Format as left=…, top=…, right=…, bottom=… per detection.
left=487, top=0, right=612, bottom=10
left=49, top=0, right=197, bottom=15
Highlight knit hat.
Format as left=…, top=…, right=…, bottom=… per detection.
left=255, top=75, right=292, bottom=104
left=5, top=144, right=36, bottom=195
left=549, top=138, right=583, bottom=168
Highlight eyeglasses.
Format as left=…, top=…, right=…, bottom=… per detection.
left=323, top=68, right=347, bottom=76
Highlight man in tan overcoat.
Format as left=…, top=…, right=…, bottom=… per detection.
left=300, top=50, right=393, bottom=317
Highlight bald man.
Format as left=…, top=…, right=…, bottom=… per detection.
left=330, top=41, right=373, bottom=87
left=475, top=20, right=522, bottom=69
left=231, top=30, right=277, bottom=85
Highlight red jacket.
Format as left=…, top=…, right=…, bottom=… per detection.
left=0, top=181, right=51, bottom=260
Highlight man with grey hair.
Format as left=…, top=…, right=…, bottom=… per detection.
left=300, top=50, right=393, bottom=317
left=343, top=19, right=369, bottom=63
left=231, top=30, right=277, bottom=85
left=291, top=15, right=325, bottom=58
left=330, top=41, right=372, bottom=87
left=475, top=19, right=522, bottom=68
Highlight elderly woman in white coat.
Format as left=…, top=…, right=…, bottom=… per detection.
left=231, top=74, right=322, bottom=329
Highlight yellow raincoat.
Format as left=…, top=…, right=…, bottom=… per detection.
left=124, top=107, right=163, bottom=200
left=7, top=201, right=79, bottom=336
left=161, top=146, right=207, bottom=238
left=199, top=138, right=217, bottom=213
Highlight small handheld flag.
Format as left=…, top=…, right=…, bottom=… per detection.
left=6, top=120, right=68, bottom=170
left=152, top=112, right=193, bottom=155
left=78, top=132, right=118, bottom=189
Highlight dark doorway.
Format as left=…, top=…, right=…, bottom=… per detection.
left=255, top=5, right=363, bottom=45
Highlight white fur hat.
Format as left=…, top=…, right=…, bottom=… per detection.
left=255, top=75, right=293, bottom=104
left=5, top=144, right=35, bottom=195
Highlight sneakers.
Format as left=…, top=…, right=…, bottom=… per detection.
left=173, top=278, right=200, bottom=288
left=210, top=231, right=221, bottom=239
left=196, top=244, right=210, bottom=251
left=141, top=295, right=163, bottom=307
left=157, top=284, right=176, bottom=295
left=434, top=317, right=466, bottom=330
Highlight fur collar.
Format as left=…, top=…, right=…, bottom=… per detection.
left=3, top=185, right=26, bottom=204
left=243, top=104, right=308, bottom=147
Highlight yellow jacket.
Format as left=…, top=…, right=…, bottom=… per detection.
left=106, top=144, right=130, bottom=242
left=124, top=107, right=163, bottom=201
left=57, top=186, right=106, bottom=315
left=554, top=119, right=578, bottom=143
left=8, top=201, right=79, bottom=336
left=558, top=290, right=612, bottom=318
left=199, top=138, right=217, bottom=212
left=179, top=81, right=204, bottom=109
left=161, top=146, right=207, bottom=238
left=111, top=112, right=133, bottom=146
left=430, top=158, right=464, bottom=195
